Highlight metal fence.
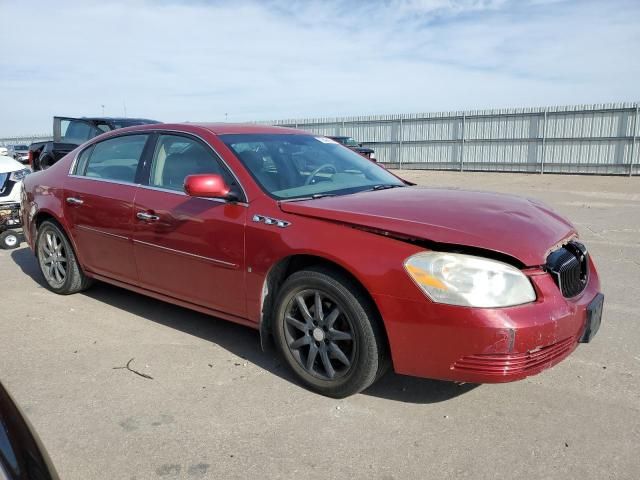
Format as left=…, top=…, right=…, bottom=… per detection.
left=269, top=102, right=640, bottom=176
left=0, top=134, right=51, bottom=148
left=2, top=103, right=639, bottom=175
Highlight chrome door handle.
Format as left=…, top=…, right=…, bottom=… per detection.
left=66, top=197, right=84, bottom=205
left=136, top=212, right=160, bottom=221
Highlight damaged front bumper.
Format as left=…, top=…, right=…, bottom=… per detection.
left=375, top=256, right=602, bottom=383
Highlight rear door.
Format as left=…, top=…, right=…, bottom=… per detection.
left=64, top=133, right=151, bottom=283
left=132, top=133, right=247, bottom=317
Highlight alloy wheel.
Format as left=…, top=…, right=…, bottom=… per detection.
left=39, top=230, right=67, bottom=287
left=283, top=289, right=356, bottom=380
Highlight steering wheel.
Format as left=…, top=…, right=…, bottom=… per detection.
left=305, top=164, right=337, bottom=185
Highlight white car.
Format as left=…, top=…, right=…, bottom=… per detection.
left=0, top=155, right=29, bottom=248
left=1, top=154, right=29, bottom=205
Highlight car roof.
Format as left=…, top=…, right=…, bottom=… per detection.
left=88, top=117, right=159, bottom=123
left=198, top=123, right=309, bottom=135
left=111, top=122, right=311, bottom=136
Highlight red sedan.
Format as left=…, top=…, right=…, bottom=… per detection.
left=21, top=123, right=604, bottom=397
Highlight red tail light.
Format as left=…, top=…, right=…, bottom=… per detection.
left=28, top=150, right=34, bottom=168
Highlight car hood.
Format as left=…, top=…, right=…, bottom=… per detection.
left=279, top=186, right=576, bottom=266
left=0, top=155, right=25, bottom=174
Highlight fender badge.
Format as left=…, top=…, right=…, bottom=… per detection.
left=252, top=214, right=291, bottom=228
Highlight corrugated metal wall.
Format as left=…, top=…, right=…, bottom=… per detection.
left=2, top=103, right=638, bottom=175
left=268, top=103, right=640, bottom=175
left=0, top=135, right=52, bottom=147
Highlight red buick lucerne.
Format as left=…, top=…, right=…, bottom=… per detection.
left=21, top=123, right=604, bottom=397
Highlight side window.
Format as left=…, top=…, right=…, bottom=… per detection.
left=82, top=135, right=148, bottom=183
left=149, top=134, right=228, bottom=192
left=73, top=145, right=94, bottom=175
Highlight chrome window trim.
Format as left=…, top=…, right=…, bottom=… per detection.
left=136, top=184, right=249, bottom=206
left=68, top=150, right=81, bottom=174
left=133, top=239, right=239, bottom=269
left=66, top=175, right=248, bottom=207
left=68, top=128, right=250, bottom=204
left=68, top=175, right=139, bottom=188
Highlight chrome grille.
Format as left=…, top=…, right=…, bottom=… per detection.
left=546, top=241, right=589, bottom=298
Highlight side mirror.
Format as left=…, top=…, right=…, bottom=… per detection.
left=184, top=174, right=236, bottom=200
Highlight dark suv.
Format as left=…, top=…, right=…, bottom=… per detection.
left=328, top=136, right=376, bottom=161
left=29, top=116, right=159, bottom=170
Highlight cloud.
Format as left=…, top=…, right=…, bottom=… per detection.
left=0, top=0, right=637, bottom=136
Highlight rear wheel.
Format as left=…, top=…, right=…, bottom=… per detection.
left=272, top=267, right=386, bottom=398
left=36, top=221, right=92, bottom=294
left=0, top=230, right=20, bottom=250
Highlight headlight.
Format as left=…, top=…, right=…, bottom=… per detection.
left=404, top=252, right=536, bottom=308
left=9, top=168, right=30, bottom=182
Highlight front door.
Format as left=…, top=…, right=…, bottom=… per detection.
left=64, top=133, right=150, bottom=283
left=132, top=133, right=247, bottom=317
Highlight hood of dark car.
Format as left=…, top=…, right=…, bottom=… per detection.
left=279, top=186, right=576, bottom=266
left=355, top=147, right=374, bottom=154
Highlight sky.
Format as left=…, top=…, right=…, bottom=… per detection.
left=0, top=0, right=638, bottom=136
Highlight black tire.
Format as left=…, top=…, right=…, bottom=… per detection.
left=0, top=230, right=20, bottom=250
left=36, top=220, right=92, bottom=294
left=272, top=266, right=387, bottom=398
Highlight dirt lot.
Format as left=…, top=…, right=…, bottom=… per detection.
left=1, top=171, right=639, bottom=480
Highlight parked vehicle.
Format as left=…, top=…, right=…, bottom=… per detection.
left=0, top=204, right=22, bottom=249
left=0, top=154, right=28, bottom=249
left=7, top=144, right=30, bottom=164
left=21, top=123, right=603, bottom=398
left=29, top=116, right=159, bottom=171
left=328, top=136, right=376, bottom=161
left=0, top=381, right=59, bottom=479
left=1, top=154, right=29, bottom=204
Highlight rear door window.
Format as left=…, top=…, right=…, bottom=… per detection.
left=80, top=135, right=149, bottom=183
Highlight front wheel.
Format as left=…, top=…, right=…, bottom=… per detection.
left=272, top=267, right=387, bottom=398
left=36, top=220, right=92, bottom=294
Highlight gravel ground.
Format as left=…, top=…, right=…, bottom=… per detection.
left=1, top=170, right=639, bottom=480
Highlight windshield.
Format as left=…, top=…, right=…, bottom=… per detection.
left=221, top=134, right=403, bottom=200
left=342, top=137, right=360, bottom=147
left=12, top=145, right=28, bottom=151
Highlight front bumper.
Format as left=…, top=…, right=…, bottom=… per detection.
left=376, top=257, right=601, bottom=383
left=0, top=179, right=23, bottom=204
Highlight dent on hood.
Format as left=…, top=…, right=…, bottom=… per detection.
left=278, top=186, right=577, bottom=267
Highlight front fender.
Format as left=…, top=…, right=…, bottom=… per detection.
left=245, top=200, right=427, bottom=325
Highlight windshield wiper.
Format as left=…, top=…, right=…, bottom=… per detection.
left=280, top=193, right=337, bottom=203
left=370, top=184, right=404, bottom=191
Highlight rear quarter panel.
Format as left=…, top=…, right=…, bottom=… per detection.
left=22, top=148, right=79, bottom=251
